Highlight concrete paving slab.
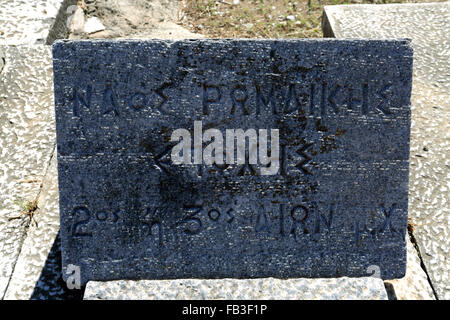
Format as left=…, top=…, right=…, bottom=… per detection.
left=84, top=277, right=388, bottom=300
left=26, top=231, right=84, bottom=300
left=323, top=2, right=449, bottom=300
left=0, top=45, right=56, bottom=298
left=0, top=277, right=8, bottom=297
left=3, top=154, right=60, bottom=300
left=385, top=236, right=435, bottom=300
left=0, top=0, right=76, bottom=45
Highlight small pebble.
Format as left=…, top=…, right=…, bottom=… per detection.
left=84, top=17, right=106, bottom=34
left=286, top=15, right=296, bottom=22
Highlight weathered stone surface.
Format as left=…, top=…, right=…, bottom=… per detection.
left=0, top=45, right=56, bottom=298
left=0, top=0, right=76, bottom=45
left=53, top=39, right=412, bottom=285
left=323, top=2, right=449, bottom=300
left=385, top=236, right=435, bottom=300
left=0, top=277, right=8, bottom=297
left=84, top=277, right=388, bottom=300
left=3, top=155, right=60, bottom=300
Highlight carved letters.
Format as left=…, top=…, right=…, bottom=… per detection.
left=69, top=80, right=394, bottom=118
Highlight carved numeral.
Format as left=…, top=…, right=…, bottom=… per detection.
left=72, top=206, right=92, bottom=237
left=182, top=205, right=203, bottom=235
left=142, top=206, right=163, bottom=246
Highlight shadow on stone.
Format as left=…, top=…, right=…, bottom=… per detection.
left=31, top=230, right=85, bottom=300
left=384, top=282, right=397, bottom=300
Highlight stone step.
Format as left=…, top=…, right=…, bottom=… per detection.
left=83, top=277, right=388, bottom=300
left=0, top=45, right=56, bottom=299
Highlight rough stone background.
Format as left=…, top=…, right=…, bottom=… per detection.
left=324, top=2, right=449, bottom=300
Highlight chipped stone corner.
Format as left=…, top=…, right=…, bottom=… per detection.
left=321, top=6, right=336, bottom=38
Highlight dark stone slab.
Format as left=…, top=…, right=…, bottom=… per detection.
left=52, top=39, right=412, bottom=285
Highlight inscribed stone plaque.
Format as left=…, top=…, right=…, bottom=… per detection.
left=52, top=39, right=412, bottom=285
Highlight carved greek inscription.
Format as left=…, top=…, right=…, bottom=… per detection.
left=129, top=92, right=146, bottom=111
left=154, top=145, right=173, bottom=175
left=230, top=86, right=249, bottom=115
left=102, top=85, right=120, bottom=116
left=278, top=204, right=285, bottom=236
left=375, top=84, right=392, bottom=115
left=182, top=205, right=203, bottom=235
left=251, top=203, right=336, bottom=239
left=181, top=205, right=235, bottom=235
left=208, top=209, right=220, bottom=221
left=290, top=205, right=309, bottom=240
left=71, top=85, right=92, bottom=117
left=279, top=144, right=288, bottom=176
left=72, top=202, right=401, bottom=247
left=284, top=83, right=302, bottom=114
left=308, top=82, right=315, bottom=115
left=70, top=78, right=395, bottom=119
left=155, top=82, right=172, bottom=113
left=137, top=204, right=236, bottom=244
left=71, top=205, right=121, bottom=238
left=203, top=84, right=221, bottom=115
left=255, top=210, right=270, bottom=233
left=255, top=82, right=276, bottom=115
left=142, top=206, right=164, bottom=246
left=294, top=141, right=314, bottom=175
left=237, top=148, right=258, bottom=176
left=327, top=84, right=341, bottom=115
left=225, top=208, right=235, bottom=223
left=348, top=82, right=369, bottom=115
left=353, top=203, right=400, bottom=246
left=314, top=204, right=334, bottom=234
left=72, top=206, right=92, bottom=237
left=378, top=203, right=398, bottom=233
